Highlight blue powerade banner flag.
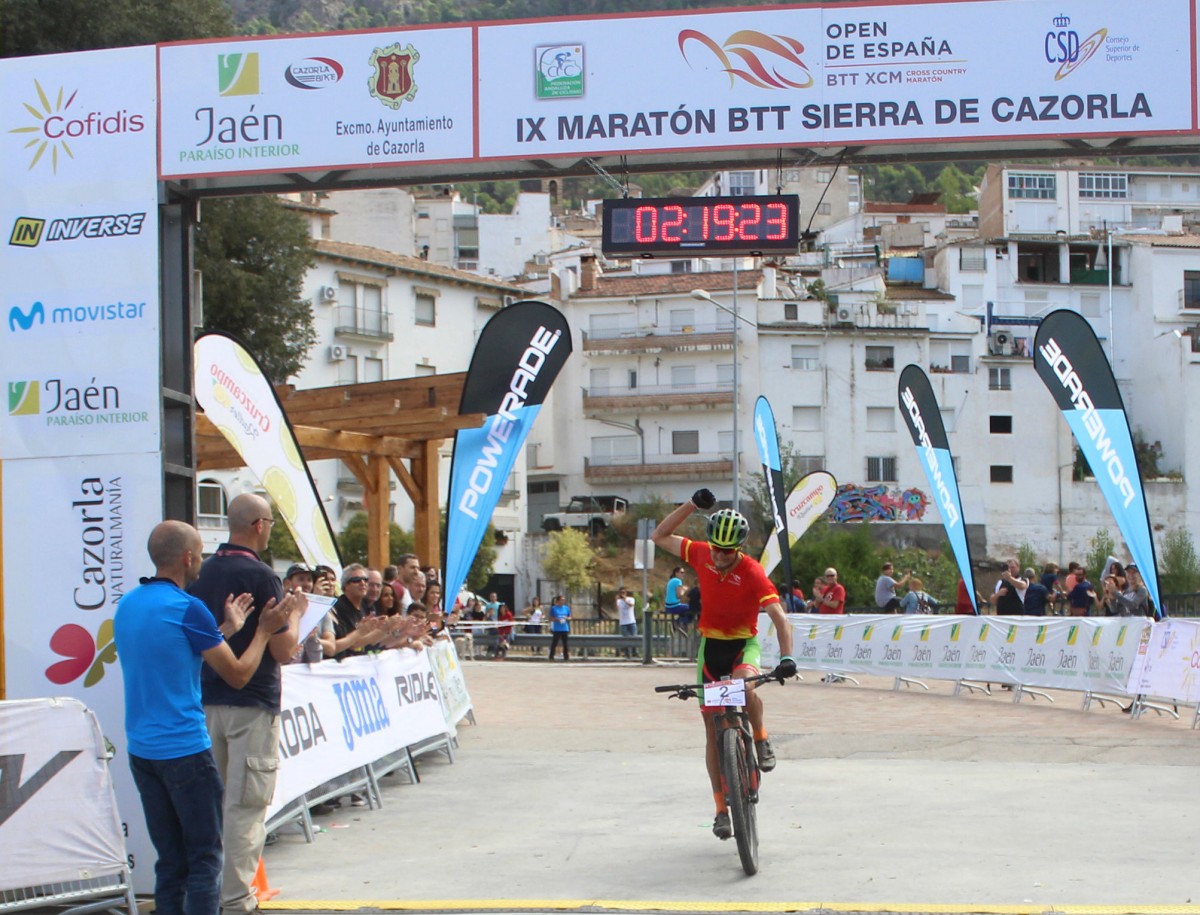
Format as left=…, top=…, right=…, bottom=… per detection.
left=443, top=301, right=572, bottom=605
left=753, top=396, right=792, bottom=591
left=898, top=365, right=977, bottom=614
left=1034, top=309, right=1160, bottom=612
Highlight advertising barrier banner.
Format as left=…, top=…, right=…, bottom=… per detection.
left=270, top=649, right=451, bottom=820
left=759, top=614, right=1149, bottom=695
left=427, top=638, right=473, bottom=728
left=1130, top=618, right=1200, bottom=703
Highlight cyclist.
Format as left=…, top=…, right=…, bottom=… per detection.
left=651, top=489, right=797, bottom=840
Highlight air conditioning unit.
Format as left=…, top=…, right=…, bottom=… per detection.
left=835, top=305, right=854, bottom=324
left=319, top=285, right=337, bottom=303
left=989, top=330, right=1013, bottom=356
left=328, top=344, right=348, bottom=362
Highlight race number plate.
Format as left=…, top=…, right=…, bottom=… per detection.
left=703, top=678, right=746, bottom=707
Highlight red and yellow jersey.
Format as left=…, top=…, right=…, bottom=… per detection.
left=680, top=538, right=780, bottom=639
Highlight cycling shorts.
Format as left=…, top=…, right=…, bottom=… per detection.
left=696, top=635, right=762, bottom=685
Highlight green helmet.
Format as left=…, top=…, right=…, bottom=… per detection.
left=706, top=508, right=749, bottom=549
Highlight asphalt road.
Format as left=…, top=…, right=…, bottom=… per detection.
left=260, top=659, right=1200, bottom=915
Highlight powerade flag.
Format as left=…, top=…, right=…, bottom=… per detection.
left=759, top=471, right=837, bottom=579
left=898, top=364, right=977, bottom=614
left=444, top=301, right=571, bottom=605
left=753, top=396, right=792, bottom=591
left=1034, top=309, right=1160, bottom=612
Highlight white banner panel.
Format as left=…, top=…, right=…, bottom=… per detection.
left=760, top=614, right=1148, bottom=695
left=159, top=30, right=476, bottom=179
left=270, top=650, right=450, bottom=820
left=1130, top=618, right=1200, bottom=703
left=427, top=637, right=473, bottom=727
left=0, top=698, right=129, bottom=890
left=476, top=0, right=1193, bottom=158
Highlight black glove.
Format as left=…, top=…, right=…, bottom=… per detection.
left=691, top=488, right=716, bottom=510
left=772, top=656, right=798, bottom=681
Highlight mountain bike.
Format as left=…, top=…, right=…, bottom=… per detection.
left=655, top=671, right=782, bottom=875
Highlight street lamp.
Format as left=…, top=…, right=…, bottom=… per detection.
left=691, top=286, right=744, bottom=506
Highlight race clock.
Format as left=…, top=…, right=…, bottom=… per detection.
left=601, top=194, right=800, bottom=257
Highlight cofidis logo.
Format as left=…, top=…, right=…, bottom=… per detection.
left=8, top=81, right=145, bottom=174
left=8, top=298, right=148, bottom=333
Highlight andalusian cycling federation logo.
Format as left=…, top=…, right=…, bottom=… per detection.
left=218, top=53, right=260, bottom=96
left=368, top=44, right=419, bottom=110
left=535, top=45, right=584, bottom=99
left=9, top=381, right=39, bottom=415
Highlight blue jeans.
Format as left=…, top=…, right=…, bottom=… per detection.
left=130, top=750, right=225, bottom=915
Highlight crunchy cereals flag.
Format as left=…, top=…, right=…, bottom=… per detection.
left=753, top=396, right=792, bottom=591
left=1033, top=310, right=1160, bottom=612
left=193, top=332, right=341, bottom=572
left=898, top=364, right=977, bottom=614
left=443, top=301, right=571, bottom=604
left=759, top=470, right=836, bottom=579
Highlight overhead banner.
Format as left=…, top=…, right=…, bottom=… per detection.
left=1033, top=310, right=1160, bottom=611
left=898, top=364, right=977, bottom=614
left=759, top=471, right=837, bottom=579
left=194, top=332, right=341, bottom=573
left=753, top=396, right=792, bottom=589
left=443, top=301, right=571, bottom=604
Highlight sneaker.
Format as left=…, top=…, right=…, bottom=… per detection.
left=712, top=810, right=732, bottom=840
left=350, top=793, right=367, bottom=807
left=756, top=738, right=776, bottom=772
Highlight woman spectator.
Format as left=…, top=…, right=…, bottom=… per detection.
left=1107, top=563, right=1151, bottom=617
left=1099, top=561, right=1127, bottom=615
left=494, top=603, right=515, bottom=659
left=313, top=565, right=338, bottom=597
left=376, top=580, right=398, bottom=616
left=899, top=577, right=938, bottom=614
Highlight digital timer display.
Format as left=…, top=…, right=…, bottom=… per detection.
left=601, top=194, right=800, bottom=257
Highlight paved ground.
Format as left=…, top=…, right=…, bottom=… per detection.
left=260, top=659, right=1200, bottom=915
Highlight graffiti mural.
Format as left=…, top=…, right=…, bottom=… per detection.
left=830, top=483, right=929, bottom=522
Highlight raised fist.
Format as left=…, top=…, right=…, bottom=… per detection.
left=691, top=488, right=716, bottom=510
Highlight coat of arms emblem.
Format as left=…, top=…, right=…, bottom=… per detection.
left=368, top=43, right=419, bottom=109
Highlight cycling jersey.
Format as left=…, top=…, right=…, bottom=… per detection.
left=680, top=538, right=779, bottom=640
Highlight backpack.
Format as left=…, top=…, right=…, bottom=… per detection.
left=916, top=592, right=932, bottom=614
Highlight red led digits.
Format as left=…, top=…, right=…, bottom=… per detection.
left=765, top=202, right=787, bottom=240
left=661, top=205, right=685, bottom=242
left=634, top=205, right=657, bottom=243
left=712, top=204, right=736, bottom=241
left=602, top=194, right=798, bottom=256
left=738, top=202, right=762, bottom=239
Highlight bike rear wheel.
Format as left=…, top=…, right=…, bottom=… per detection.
left=719, top=726, right=759, bottom=875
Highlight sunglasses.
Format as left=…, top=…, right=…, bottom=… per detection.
left=711, top=545, right=738, bottom=555
left=346, top=576, right=369, bottom=585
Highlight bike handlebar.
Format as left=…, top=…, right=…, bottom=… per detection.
left=655, top=671, right=785, bottom=698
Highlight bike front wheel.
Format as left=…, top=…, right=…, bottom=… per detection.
left=719, top=726, right=759, bottom=875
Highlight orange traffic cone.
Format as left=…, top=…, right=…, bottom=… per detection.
left=252, top=857, right=280, bottom=902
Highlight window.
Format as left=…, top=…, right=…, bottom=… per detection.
left=670, top=260, right=693, bottom=274
left=336, top=277, right=389, bottom=338
left=866, top=407, right=895, bottom=432
left=1078, top=172, right=1127, bottom=199
left=989, top=367, right=1012, bottom=390
left=589, top=312, right=628, bottom=339
left=795, top=454, right=825, bottom=475
left=336, top=354, right=357, bottom=385
left=959, top=247, right=986, bottom=271
left=718, top=430, right=734, bottom=456
left=1008, top=173, right=1056, bottom=199
left=791, top=344, right=820, bottom=370
left=865, top=345, right=895, bottom=371
left=1185, top=271, right=1200, bottom=309
left=816, top=202, right=831, bottom=215
left=867, top=456, right=897, bottom=482
left=413, top=363, right=435, bottom=377
left=627, top=370, right=637, bottom=389
left=990, top=465, right=1014, bottom=483
left=196, top=481, right=227, bottom=530
left=363, top=356, right=385, bottom=382
left=727, top=171, right=756, bottom=196
left=784, top=303, right=798, bottom=320
left=716, top=363, right=734, bottom=386
left=990, top=415, right=1013, bottom=434
left=941, top=407, right=956, bottom=433
left=792, top=406, right=822, bottom=431
left=815, top=170, right=832, bottom=183
left=930, top=340, right=971, bottom=373
left=670, top=365, right=696, bottom=388
left=669, top=307, right=696, bottom=332
left=414, top=291, right=436, bottom=326
left=591, top=435, right=639, bottom=465
left=672, top=430, right=700, bottom=454
left=589, top=367, right=611, bottom=394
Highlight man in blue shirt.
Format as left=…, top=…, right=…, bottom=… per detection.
left=115, top=520, right=293, bottom=915
left=548, top=595, right=571, bottom=661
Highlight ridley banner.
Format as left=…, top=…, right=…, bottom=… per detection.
left=443, top=301, right=571, bottom=605
left=1033, top=310, right=1160, bottom=612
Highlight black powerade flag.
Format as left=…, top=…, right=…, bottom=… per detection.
left=443, top=301, right=572, bottom=604
left=898, top=364, right=977, bottom=614
left=1034, top=309, right=1160, bottom=612
left=752, top=396, right=792, bottom=592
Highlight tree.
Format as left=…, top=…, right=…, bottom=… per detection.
left=542, top=529, right=595, bottom=595
left=1085, top=528, right=1116, bottom=582
left=194, top=197, right=318, bottom=381
left=337, top=512, right=416, bottom=567
left=1159, top=528, right=1200, bottom=597
left=1, top=0, right=233, bottom=57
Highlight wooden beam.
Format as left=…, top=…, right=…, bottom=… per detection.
left=412, top=439, right=440, bottom=571
left=366, top=455, right=390, bottom=570
left=340, top=455, right=372, bottom=492
left=289, top=399, right=402, bottom=424
left=388, top=456, right=421, bottom=507
left=290, top=424, right=417, bottom=458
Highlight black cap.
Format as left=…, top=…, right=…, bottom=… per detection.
left=285, top=563, right=313, bottom=580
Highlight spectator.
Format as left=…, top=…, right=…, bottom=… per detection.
left=1099, top=560, right=1127, bottom=615
left=899, top=577, right=938, bottom=614
left=188, top=493, right=301, bottom=915
left=1107, top=563, right=1150, bottom=617
left=494, top=603, right=515, bottom=659
left=665, top=566, right=688, bottom=629
left=808, top=575, right=826, bottom=613
left=115, top=521, right=293, bottom=915
left=365, top=568, right=385, bottom=615
left=955, top=578, right=985, bottom=615
left=408, top=570, right=428, bottom=608
left=616, top=587, right=638, bottom=657
left=313, top=565, right=338, bottom=597
left=816, top=568, right=845, bottom=614
left=484, top=591, right=502, bottom=621
left=1022, top=567, right=1051, bottom=617
left=284, top=563, right=314, bottom=594
left=1067, top=569, right=1097, bottom=617
left=330, top=564, right=387, bottom=659
left=874, top=562, right=911, bottom=613
left=376, top=580, right=398, bottom=616
left=780, top=580, right=806, bottom=613
left=522, top=596, right=544, bottom=632
left=548, top=594, right=572, bottom=661
left=393, top=553, right=421, bottom=611
left=993, top=559, right=1027, bottom=615
left=425, top=581, right=443, bottom=614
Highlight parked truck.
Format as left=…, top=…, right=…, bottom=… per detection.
left=541, top=495, right=629, bottom=535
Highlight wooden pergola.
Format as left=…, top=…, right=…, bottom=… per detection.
left=195, top=372, right=485, bottom=570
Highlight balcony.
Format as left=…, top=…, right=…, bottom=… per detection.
left=583, top=381, right=734, bottom=412
left=585, top=453, right=733, bottom=483
left=334, top=306, right=393, bottom=341
left=582, top=322, right=734, bottom=354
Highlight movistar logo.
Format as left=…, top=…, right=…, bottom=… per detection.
left=9, top=302, right=45, bottom=331
left=900, top=386, right=960, bottom=527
